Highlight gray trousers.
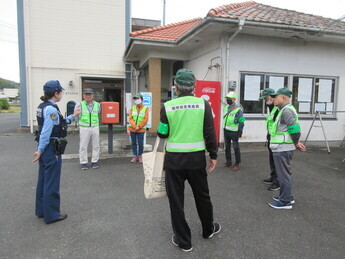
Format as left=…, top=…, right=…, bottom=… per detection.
left=272, top=151, right=294, bottom=204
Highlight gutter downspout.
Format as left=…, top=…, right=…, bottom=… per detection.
left=221, top=18, right=245, bottom=146
left=225, top=18, right=245, bottom=95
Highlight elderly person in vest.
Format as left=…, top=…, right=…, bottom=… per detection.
left=223, top=91, right=245, bottom=171
left=259, top=88, right=280, bottom=191
left=268, top=88, right=306, bottom=209
left=75, top=88, right=101, bottom=170
left=157, top=68, right=220, bottom=252
left=128, top=93, right=149, bottom=163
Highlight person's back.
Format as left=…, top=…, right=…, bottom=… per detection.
left=157, top=68, right=220, bottom=252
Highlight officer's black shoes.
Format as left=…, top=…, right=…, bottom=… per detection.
left=171, top=234, right=193, bottom=252
left=263, top=178, right=273, bottom=184
left=268, top=183, right=280, bottom=191
left=204, top=222, right=222, bottom=239
left=46, top=214, right=67, bottom=224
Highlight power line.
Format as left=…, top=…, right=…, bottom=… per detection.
left=0, top=38, right=18, bottom=44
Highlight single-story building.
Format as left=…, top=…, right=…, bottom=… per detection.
left=124, top=1, right=345, bottom=143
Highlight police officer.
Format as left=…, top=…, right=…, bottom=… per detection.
left=75, top=88, right=101, bottom=170
left=268, top=88, right=306, bottom=209
left=32, top=80, right=80, bottom=224
left=259, top=88, right=280, bottom=191
left=223, top=91, right=245, bottom=171
left=157, top=69, right=220, bottom=252
left=128, top=93, right=149, bottom=163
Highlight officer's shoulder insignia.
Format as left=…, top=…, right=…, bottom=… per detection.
left=50, top=113, right=56, bottom=120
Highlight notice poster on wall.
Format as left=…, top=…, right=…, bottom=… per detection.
left=298, top=102, right=310, bottom=113
left=141, top=92, right=152, bottom=128
left=244, top=75, right=261, bottom=101
left=315, top=103, right=326, bottom=112
left=318, top=79, right=332, bottom=102
left=269, top=76, right=285, bottom=91
left=326, top=102, right=334, bottom=114
left=298, top=78, right=313, bottom=102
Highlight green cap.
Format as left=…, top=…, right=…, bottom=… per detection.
left=271, top=88, right=292, bottom=98
left=225, top=91, right=237, bottom=99
left=259, top=88, right=275, bottom=100
left=175, top=68, right=195, bottom=87
left=133, top=93, right=143, bottom=99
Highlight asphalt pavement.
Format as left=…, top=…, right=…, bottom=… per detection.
left=1, top=113, right=345, bottom=258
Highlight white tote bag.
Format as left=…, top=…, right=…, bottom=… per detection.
left=142, top=137, right=166, bottom=199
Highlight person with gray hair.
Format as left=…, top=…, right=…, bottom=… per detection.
left=157, top=68, right=220, bottom=252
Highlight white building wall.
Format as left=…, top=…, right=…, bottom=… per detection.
left=184, top=34, right=345, bottom=142
left=24, top=0, right=126, bottom=127
left=229, top=34, right=345, bottom=142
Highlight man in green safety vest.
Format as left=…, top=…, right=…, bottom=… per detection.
left=157, top=68, right=220, bottom=252
left=268, top=88, right=306, bottom=209
left=75, top=88, right=101, bottom=170
left=223, top=91, right=245, bottom=171
left=259, top=88, right=280, bottom=191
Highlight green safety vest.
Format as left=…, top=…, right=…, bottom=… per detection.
left=266, top=106, right=279, bottom=135
left=270, top=105, right=300, bottom=144
left=164, top=96, right=205, bottom=152
left=131, top=105, right=147, bottom=129
left=223, top=106, right=242, bottom=131
left=79, top=101, right=100, bottom=127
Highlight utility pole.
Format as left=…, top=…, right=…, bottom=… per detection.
left=162, top=0, right=166, bottom=25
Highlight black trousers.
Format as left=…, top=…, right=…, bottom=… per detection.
left=224, top=129, right=241, bottom=164
left=268, top=139, right=279, bottom=186
left=165, top=167, right=214, bottom=249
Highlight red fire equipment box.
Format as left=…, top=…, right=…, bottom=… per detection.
left=101, top=102, right=119, bottom=124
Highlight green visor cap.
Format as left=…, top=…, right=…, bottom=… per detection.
left=133, top=93, right=143, bottom=99
left=175, top=68, right=195, bottom=87
left=259, top=88, right=275, bottom=100
left=271, top=88, right=292, bottom=98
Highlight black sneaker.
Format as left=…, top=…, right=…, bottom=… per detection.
left=171, top=235, right=193, bottom=252
left=205, top=223, right=221, bottom=239
left=268, top=183, right=280, bottom=191
left=263, top=178, right=273, bottom=184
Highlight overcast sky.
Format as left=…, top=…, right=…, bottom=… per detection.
left=1, top=0, right=344, bottom=83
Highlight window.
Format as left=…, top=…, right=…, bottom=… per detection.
left=240, top=73, right=287, bottom=114
left=292, top=77, right=335, bottom=115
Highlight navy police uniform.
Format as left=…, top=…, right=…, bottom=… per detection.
left=35, top=80, right=75, bottom=223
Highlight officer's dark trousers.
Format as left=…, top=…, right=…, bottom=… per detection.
left=224, top=129, right=241, bottom=164
left=165, top=168, right=214, bottom=249
left=35, top=142, right=62, bottom=223
left=272, top=151, right=294, bottom=204
left=268, top=140, right=279, bottom=185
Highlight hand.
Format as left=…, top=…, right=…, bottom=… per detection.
left=208, top=159, right=217, bottom=173
left=238, top=132, right=242, bottom=138
left=73, top=107, right=81, bottom=117
left=135, top=126, right=140, bottom=131
left=32, top=151, right=41, bottom=163
left=296, top=142, right=307, bottom=152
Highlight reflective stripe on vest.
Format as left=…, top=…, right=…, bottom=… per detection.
left=270, top=105, right=298, bottom=144
left=166, top=141, right=206, bottom=150
left=131, top=105, right=147, bottom=129
left=164, top=96, right=205, bottom=153
left=79, top=101, right=100, bottom=127
left=223, top=106, right=241, bottom=131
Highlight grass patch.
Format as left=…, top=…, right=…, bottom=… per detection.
left=0, top=105, right=21, bottom=113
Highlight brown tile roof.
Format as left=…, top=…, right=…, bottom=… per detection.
left=130, top=18, right=203, bottom=42
left=130, top=1, right=345, bottom=42
left=207, top=1, right=345, bottom=32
